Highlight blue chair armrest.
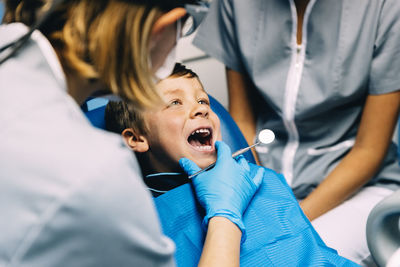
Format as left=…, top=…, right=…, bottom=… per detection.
left=366, top=189, right=400, bottom=266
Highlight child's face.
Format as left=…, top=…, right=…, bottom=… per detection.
left=143, top=75, right=221, bottom=173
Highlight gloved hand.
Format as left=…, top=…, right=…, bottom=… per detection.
left=179, top=141, right=264, bottom=243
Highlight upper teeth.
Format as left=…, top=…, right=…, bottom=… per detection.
left=191, top=128, right=210, bottom=135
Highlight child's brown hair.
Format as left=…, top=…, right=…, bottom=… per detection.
left=105, top=63, right=200, bottom=135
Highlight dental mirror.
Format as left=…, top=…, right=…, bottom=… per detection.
left=258, top=129, right=275, bottom=145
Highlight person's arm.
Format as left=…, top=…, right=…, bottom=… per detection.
left=198, top=217, right=242, bottom=267
left=226, top=67, right=260, bottom=163
left=300, top=91, right=400, bottom=221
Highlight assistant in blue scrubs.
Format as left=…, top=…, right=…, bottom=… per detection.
left=193, top=0, right=400, bottom=264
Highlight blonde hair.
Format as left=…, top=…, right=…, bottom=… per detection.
left=5, top=0, right=167, bottom=108
left=60, top=1, right=162, bottom=107
left=3, top=0, right=51, bottom=25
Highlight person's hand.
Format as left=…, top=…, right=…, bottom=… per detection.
left=179, top=141, right=264, bottom=242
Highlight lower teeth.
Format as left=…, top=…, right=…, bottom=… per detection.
left=196, top=145, right=212, bottom=151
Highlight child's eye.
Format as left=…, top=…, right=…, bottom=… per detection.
left=168, top=99, right=182, bottom=107
left=198, top=99, right=209, bottom=105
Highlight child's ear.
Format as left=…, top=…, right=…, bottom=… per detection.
left=122, top=128, right=149, bottom=153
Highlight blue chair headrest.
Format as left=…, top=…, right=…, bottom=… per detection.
left=82, top=94, right=256, bottom=164
left=0, top=2, right=4, bottom=22
left=208, top=95, right=256, bottom=164
left=81, top=94, right=120, bottom=130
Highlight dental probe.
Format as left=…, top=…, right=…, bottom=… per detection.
left=188, top=129, right=275, bottom=179
left=188, top=142, right=260, bottom=179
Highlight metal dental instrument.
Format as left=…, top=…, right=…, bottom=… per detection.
left=188, top=129, right=275, bottom=179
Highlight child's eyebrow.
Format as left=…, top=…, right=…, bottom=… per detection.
left=163, top=88, right=184, bottom=96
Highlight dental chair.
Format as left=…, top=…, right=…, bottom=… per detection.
left=84, top=94, right=400, bottom=266
left=81, top=93, right=256, bottom=164
left=367, top=189, right=400, bottom=267
left=366, top=118, right=400, bottom=267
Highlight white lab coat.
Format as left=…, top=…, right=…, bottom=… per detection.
left=0, top=23, right=175, bottom=267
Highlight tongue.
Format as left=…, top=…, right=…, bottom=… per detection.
left=189, top=138, right=202, bottom=147
left=189, top=139, right=202, bottom=146
left=188, top=132, right=210, bottom=147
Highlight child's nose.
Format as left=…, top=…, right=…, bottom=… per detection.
left=191, top=103, right=209, bottom=118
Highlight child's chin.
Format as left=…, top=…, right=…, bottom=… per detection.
left=196, top=158, right=217, bottom=169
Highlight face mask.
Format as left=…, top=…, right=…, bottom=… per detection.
left=154, top=19, right=181, bottom=81
left=154, top=45, right=177, bottom=81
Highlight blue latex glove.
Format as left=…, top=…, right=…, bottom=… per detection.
left=179, top=141, right=264, bottom=242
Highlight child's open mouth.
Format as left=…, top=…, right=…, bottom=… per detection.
left=187, top=127, right=214, bottom=151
